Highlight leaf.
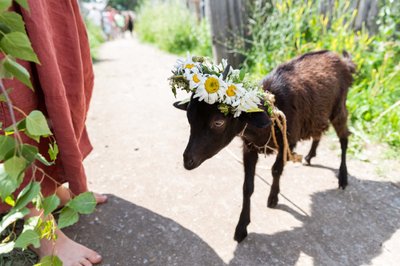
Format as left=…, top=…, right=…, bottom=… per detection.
left=0, top=242, right=15, bottom=254
left=0, top=32, right=39, bottom=63
left=35, top=152, right=54, bottom=166
left=57, top=207, right=79, bottom=229
left=48, top=142, right=58, bottom=161
left=0, top=0, right=12, bottom=12
left=26, top=110, right=52, bottom=137
left=246, top=107, right=265, bottom=113
left=3, top=57, right=33, bottom=89
left=0, top=11, right=26, bottom=34
left=0, top=164, right=20, bottom=200
left=14, top=0, right=29, bottom=11
left=35, top=255, right=63, bottom=266
left=0, top=135, right=16, bottom=160
left=4, top=195, right=14, bottom=206
left=14, top=229, right=40, bottom=249
left=20, top=143, right=39, bottom=164
left=14, top=181, right=40, bottom=210
left=66, top=192, right=96, bottom=215
left=4, top=155, right=27, bottom=180
left=239, top=68, right=246, bottom=81
left=42, top=194, right=60, bottom=216
left=0, top=208, right=29, bottom=232
left=0, top=59, right=13, bottom=78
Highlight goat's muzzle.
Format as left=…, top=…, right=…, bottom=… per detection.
left=183, top=151, right=200, bottom=170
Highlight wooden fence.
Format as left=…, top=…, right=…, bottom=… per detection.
left=186, top=0, right=383, bottom=66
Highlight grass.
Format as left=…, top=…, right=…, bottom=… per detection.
left=135, top=0, right=212, bottom=57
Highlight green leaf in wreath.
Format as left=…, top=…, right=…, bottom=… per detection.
left=26, top=110, right=52, bottom=137
left=3, top=57, right=33, bottom=89
left=0, top=12, right=27, bottom=34
left=58, top=206, right=79, bottom=229
left=0, top=0, right=12, bottom=12
left=35, top=255, right=63, bottom=266
left=14, top=181, right=40, bottom=210
left=0, top=32, right=39, bottom=63
left=67, top=192, right=96, bottom=215
left=42, top=194, right=60, bottom=216
left=14, top=229, right=40, bottom=249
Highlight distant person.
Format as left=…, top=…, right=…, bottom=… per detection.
left=1, top=1, right=106, bottom=265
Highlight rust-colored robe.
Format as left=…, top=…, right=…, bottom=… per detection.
left=0, top=0, right=94, bottom=212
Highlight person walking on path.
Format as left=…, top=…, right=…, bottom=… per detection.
left=0, top=1, right=106, bottom=265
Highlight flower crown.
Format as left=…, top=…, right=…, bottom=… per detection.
left=169, top=54, right=275, bottom=117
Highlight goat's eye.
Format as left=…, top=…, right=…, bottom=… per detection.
left=213, top=120, right=225, bottom=128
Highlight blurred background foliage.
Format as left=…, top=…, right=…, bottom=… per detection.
left=135, top=0, right=212, bottom=56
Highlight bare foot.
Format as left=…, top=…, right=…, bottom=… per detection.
left=28, top=208, right=102, bottom=266
left=56, top=186, right=107, bottom=207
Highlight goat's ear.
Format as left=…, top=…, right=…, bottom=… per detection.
left=173, top=100, right=189, bottom=111
left=243, top=111, right=272, bottom=128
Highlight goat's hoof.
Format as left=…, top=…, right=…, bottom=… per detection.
left=338, top=171, right=348, bottom=189
left=267, top=195, right=279, bottom=208
left=338, top=179, right=348, bottom=190
left=234, top=228, right=248, bottom=243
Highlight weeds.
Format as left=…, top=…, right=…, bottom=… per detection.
left=244, top=0, right=400, bottom=154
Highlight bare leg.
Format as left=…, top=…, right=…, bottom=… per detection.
left=234, top=145, right=258, bottom=242
left=305, top=138, right=320, bottom=165
left=28, top=208, right=102, bottom=266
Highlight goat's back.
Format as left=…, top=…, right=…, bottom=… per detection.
left=263, top=50, right=355, bottom=142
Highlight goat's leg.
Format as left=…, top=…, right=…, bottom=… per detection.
left=331, top=111, right=350, bottom=189
left=234, top=145, right=258, bottom=243
left=267, top=145, right=284, bottom=208
left=305, top=138, right=320, bottom=165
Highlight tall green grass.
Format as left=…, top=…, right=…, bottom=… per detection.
left=244, top=0, right=400, bottom=151
left=85, top=19, right=106, bottom=61
left=135, top=0, right=212, bottom=56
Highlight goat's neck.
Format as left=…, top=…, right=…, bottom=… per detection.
left=239, top=124, right=277, bottom=153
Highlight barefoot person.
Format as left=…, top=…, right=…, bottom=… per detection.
left=0, top=1, right=106, bottom=265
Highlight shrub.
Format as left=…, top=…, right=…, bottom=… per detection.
left=135, top=0, right=212, bottom=56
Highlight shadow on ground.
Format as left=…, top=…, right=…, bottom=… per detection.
left=64, top=173, right=400, bottom=266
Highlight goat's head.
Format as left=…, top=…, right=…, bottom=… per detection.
left=174, top=96, right=272, bottom=170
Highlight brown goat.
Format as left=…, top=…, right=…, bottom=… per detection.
left=174, top=50, right=356, bottom=242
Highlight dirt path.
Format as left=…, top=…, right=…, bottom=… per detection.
left=64, top=37, right=400, bottom=266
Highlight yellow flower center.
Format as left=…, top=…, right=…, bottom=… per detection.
left=226, top=84, right=237, bottom=97
left=204, top=77, right=220, bottom=93
left=192, top=74, right=200, bottom=83
left=185, top=64, right=195, bottom=69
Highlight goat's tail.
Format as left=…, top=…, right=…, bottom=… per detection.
left=342, top=50, right=357, bottom=74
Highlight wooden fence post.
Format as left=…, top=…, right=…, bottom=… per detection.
left=206, top=0, right=250, bottom=67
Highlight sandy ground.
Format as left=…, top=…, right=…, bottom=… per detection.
left=63, top=37, right=400, bottom=266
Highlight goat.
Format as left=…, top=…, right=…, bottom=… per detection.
left=174, top=50, right=356, bottom=242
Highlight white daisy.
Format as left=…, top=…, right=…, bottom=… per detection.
left=185, top=68, right=203, bottom=90
left=194, top=74, right=226, bottom=104
left=223, top=81, right=245, bottom=105
left=173, top=53, right=199, bottom=74
left=233, top=89, right=261, bottom=117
